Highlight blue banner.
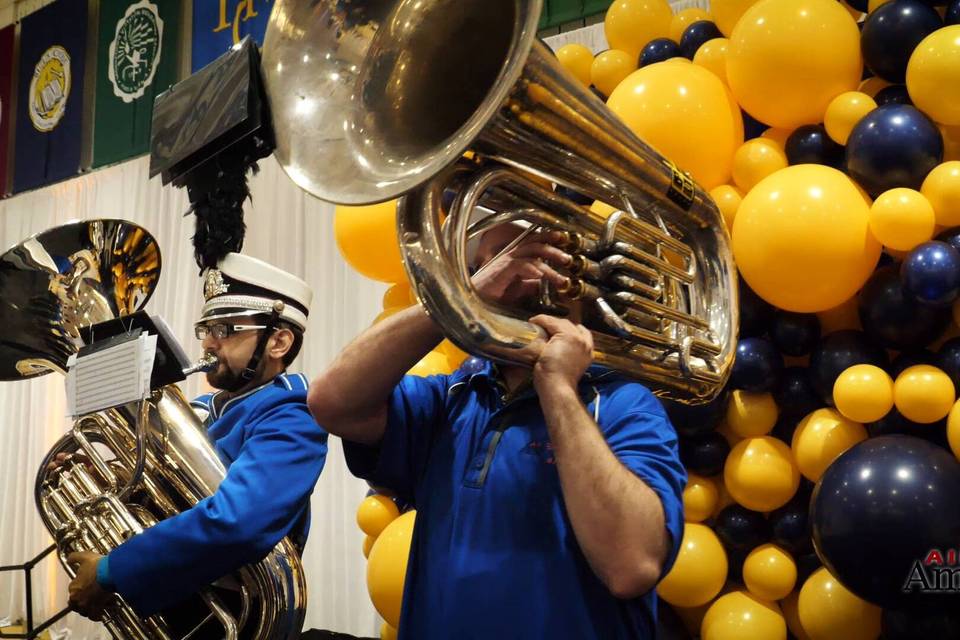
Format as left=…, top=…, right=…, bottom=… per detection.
left=192, top=0, right=274, bottom=72
left=13, top=0, right=88, bottom=194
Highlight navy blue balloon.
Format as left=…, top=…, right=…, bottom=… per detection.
left=770, top=312, right=821, bottom=357
left=901, top=240, right=960, bottom=306
left=860, top=266, right=952, bottom=349
left=867, top=408, right=950, bottom=450
left=937, top=336, right=960, bottom=390
left=784, top=124, right=845, bottom=169
left=796, top=552, right=821, bottom=585
left=861, top=0, right=942, bottom=83
left=461, top=356, right=486, bottom=375
left=771, top=414, right=801, bottom=444
left=809, top=330, right=888, bottom=405
left=874, top=84, right=913, bottom=106
left=812, top=436, right=960, bottom=607
left=661, top=390, right=728, bottom=438
left=679, top=431, right=729, bottom=476
left=770, top=491, right=813, bottom=556
left=679, top=20, right=723, bottom=59
left=845, top=104, right=944, bottom=197
left=883, top=607, right=960, bottom=640
left=948, top=0, right=960, bottom=24
left=936, top=226, right=960, bottom=254
left=742, top=111, right=767, bottom=141
left=847, top=0, right=869, bottom=10
left=639, top=38, right=681, bottom=67
left=773, top=367, right=822, bottom=418
left=739, top=277, right=776, bottom=338
left=715, top=505, right=771, bottom=555
left=730, top=337, right=783, bottom=392
left=889, top=348, right=936, bottom=378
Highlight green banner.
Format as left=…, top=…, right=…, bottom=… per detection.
left=92, top=0, right=182, bottom=168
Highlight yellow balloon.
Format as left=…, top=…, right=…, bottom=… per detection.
left=947, top=400, right=960, bottom=461
left=732, top=138, right=789, bottom=193
left=683, top=473, right=720, bottom=523
left=894, top=364, right=957, bottom=424
left=791, top=408, right=867, bottom=481
left=941, top=124, right=960, bottom=162
left=657, top=523, right=729, bottom=607
left=833, top=364, right=895, bottom=423
left=713, top=475, right=738, bottom=517
left=868, top=0, right=891, bottom=11
left=372, top=306, right=404, bottom=326
left=693, top=37, right=730, bottom=85
left=868, top=188, right=936, bottom=251
left=357, top=494, right=401, bottom=537
left=382, top=282, right=413, bottom=310
left=712, top=0, right=761, bottom=36
left=590, top=49, right=636, bottom=98
left=724, top=436, right=800, bottom=512
left=798, top=568, right=882, bottom=640
left=922, top=162, right=960, bottom=227
left=907, top=27, right=960, bottom=124
left=380, top=623, right=398, bottom=640
left=858, top=76, right=892, bottom=98
left=363, top=534, right=376, bottom=559
left=607, top=62, right=743, bottom=189
left=710, top=184, right=743, bottom=231
left=701, top=591, right=787, bottom=640
left=727, top=0, right=862, bottom=129
left=605, top=0, right=673, bottom=58
left=824, top=91, right=877, bottom=145
left=334, top=201, right=405, bottom=283
left=671, top=8, right=713, bottom=41
left=757, top=131, right=789, bottom=154
left=780, top=591, right=813, bottom=640
left=367, top=510, right=416, bottom=628
left=408, top=350, right=453, bottom=377
left=726, top=390, right=778, bottom=438
left=556, top=43, right=594, bottom=88
left=743, top=544, right=797, bottom=601
left=716, top=421, right=744, bottom=448
left=732, top=165, right=881, bottom=312
left=817, top=294, right=862, bottom=334
left=437, top=339, right=468, bottom=369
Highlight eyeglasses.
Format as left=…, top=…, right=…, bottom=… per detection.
left=194, top=323, right=273, bottom=340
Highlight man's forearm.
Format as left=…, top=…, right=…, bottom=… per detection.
left=307, top=305, right=444, bottom=443
left=539, top=383, right=668, bottom=599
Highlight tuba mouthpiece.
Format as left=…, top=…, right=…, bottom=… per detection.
left=183, top=353, right=219, bottom=376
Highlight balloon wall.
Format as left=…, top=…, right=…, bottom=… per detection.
left=554, top=0, right=960, bottom=638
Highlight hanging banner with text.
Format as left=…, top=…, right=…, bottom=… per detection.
left=192, top=0, right=274, bottom=73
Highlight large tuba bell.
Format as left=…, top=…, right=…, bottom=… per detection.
left=1, top=220, right=305, bottom=640
left=262, top=0, right=738, bottom=402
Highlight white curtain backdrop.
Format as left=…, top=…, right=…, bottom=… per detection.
left=0, top=154, right=385, bottom=638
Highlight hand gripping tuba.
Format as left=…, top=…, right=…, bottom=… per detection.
left=0, top=220, right=305, bottom=640
left=262, top=0, right=738, bottom=403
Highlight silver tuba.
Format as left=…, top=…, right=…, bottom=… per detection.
left=261, top=0, right=739, bottom=403
left=0, top=220, right=305, bottom=640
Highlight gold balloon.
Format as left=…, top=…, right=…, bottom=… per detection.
left=858, top=76, right=891, bottom=98
left=658, top=523, right=729, bottom=607
left=732, top=138, right=788, bottom=193
left=816, top=294, right=862, bottom=334
left=683, top=473, right=720, bottom=523
left=693, top=37, right=730, bottom=85
left=607, top=62, right=743, bottom=189
left=726, top=390, right=778, bottom=438
left=408, top=350, right=454, bottom=377
left=780, top=591, right=813, bottom=640
left=671, top=7, right=713, bottom=41
left=710, top=184, right=743, bottom=231
left=727, top=0, right=862, bottom=128
left=791, top=408, right=867, bottom=481
left=605, top=0, right=673, bottom=59
left=382, top=282, right=414, bottom=310
left=868, top=188, right=936, bottom=252
left=712, top=0, right=761, bottom=36
left=906, top=25, right=960, bottom=125
left=334, top=201, right=405, bottom=283
left=761, top=127, right=791, bottom=149
left=894, top=364, right=957, bottom=424
left=724, top=436, right=800, bottom=512
left=701, top=591, right=787, bottom=640
left=556, top=43, right=594, bottom=88
left=824, top=91, right=877, bottom=145
left=947, top=399, right=960, bottom=461
left=921, top=162, right=960, bottom=227
left=590, top=49, right=636, bottom=98
left=798, top=568, right=882, bottom=640
left=743, top=544, right=797, bottom=602
left=357, top=494, right=401, bottom=537
left=363, top=534, right=376, bottom=559
left=832, top=364, right=895, bottom=424
left=367, top=510, right=417, bottom=628
left=380, top=623, right=398, bottom=640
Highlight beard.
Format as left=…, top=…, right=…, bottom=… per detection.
left=206, top=361, right=245, bottom=391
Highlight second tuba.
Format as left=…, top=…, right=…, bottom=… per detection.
left=262, top=0, right=738, bottom=403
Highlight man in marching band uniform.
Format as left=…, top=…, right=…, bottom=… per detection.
left=64, top=253, right=328, bottom=620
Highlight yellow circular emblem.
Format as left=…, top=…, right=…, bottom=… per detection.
left=29, top=45, right=71, bottom=132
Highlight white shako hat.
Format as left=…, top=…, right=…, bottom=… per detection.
left=199, top=253, right=312, bottom=331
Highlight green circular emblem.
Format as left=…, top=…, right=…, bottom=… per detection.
left=108, top=0, right=163, bottom=103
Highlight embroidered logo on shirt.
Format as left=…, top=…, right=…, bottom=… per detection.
left=521, top=440, right=555, bottom=465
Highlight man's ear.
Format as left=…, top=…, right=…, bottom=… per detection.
left=269, top=327, right=295, bottom=360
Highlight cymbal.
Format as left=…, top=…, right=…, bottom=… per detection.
left=0, top=219, right=161, bottom=380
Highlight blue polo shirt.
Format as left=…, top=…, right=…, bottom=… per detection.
left=344, top=360, right=686, bottom=639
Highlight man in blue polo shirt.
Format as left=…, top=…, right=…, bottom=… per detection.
left=309, top=227, right=686, bottom=638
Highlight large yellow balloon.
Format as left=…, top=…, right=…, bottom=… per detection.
left=798, top=568, right=882, bottom=640
left=556, top=43, right=594, bottom=88
left=363, top=534, right=376, bottom=559
left=824, top=91, right=877, bottom=146
left=605, top=0, right=673, bottom=59
left=683, top=473, right=720, bottom=523
left=334, top=201, right=405, bottom=283
left=724, top=436, right=800, bottom=512
left=941, top=124, right=960, bottom=162
left=701, top=591, right=787, bottom=640
left=726, top=0, right=862, bottom=129
left=712, top=0, right=761, bottom=36
left=607, top=62, right=743, bottom=189
left=726, top=390, right=778, bottom=438
left=671, top=8, right=713, bottom=41
left=833, top=364, right=894, bottom=423
left=657, top=523, right=729, bottom=607
left=732, top=138, right=789, bottom=193
left=907, top=26, right=960, bottom=126
left=922, top=162, right=960, bottom=227
left=743, top=544, right=797, bottom=602
left=357, top=494, right=401, bottom=538
left=732, top=165, right=882, bottom=313
left=947, top=400, right=960, bottom=462
left=868, top=188, right=936, bottom=252
left=590, top=49, right=636, bottom=98
left=780, top=591, right=812, bottom=640
left=710, top=184, right=743, bottom=231
left=894, top=365, right=957, bottom=424
left=367, top=510, right=416, bottom=628
left=817, top=294, right=862, bottom=334
left=693, top=38, right=730, bottom=85
left=791, top=408, right=867, bottom=482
